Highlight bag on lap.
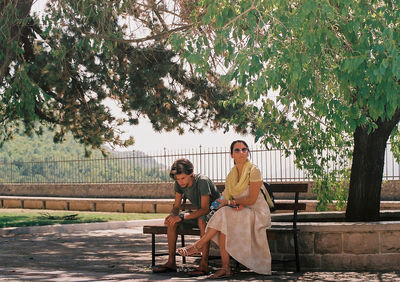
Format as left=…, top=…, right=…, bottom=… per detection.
left=206, top=197, right=223, bottom=222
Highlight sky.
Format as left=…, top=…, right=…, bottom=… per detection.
left=122, top=118, right=258, bottom=152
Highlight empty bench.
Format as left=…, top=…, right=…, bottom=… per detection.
left=142, top=182, right=308, bottom=272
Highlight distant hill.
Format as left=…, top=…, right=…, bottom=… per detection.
left=0, top=130, right=88, bottom=163
left=0, top=129, right=154, bottom=163
left=0, top=129, right=168, bottom=183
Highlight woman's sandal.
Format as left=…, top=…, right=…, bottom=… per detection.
left=177, top=244, right=202, bottom=256
left=208, top=268, right=232, bottom=279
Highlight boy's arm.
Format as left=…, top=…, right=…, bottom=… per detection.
left=170, top=192, right=183, bottom=215
left=164, top=192, right=183, bottom=226
left=181, top=194, right=210, bottom=220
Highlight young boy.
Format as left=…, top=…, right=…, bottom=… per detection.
left=152, top=158, right=220, bottom=276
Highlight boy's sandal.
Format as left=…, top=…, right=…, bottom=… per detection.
left=208, top=268, right=232, bottom=279
left=177, top=244, right=202, bottom=256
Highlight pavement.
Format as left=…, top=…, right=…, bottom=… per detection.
left=0, top=219, right=400, bottom=282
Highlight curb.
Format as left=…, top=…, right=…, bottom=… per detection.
left=0, top=218, right=164, bottom=237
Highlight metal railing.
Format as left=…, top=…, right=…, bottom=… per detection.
left=0, top=145, right=399, bottom=184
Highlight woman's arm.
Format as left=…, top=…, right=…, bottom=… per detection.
left=232, top=181, right=262, bottom=206
left=219, top=180, right=262, bottom=207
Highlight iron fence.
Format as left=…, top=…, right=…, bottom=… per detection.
left=0, top=145, right=399, bottom=184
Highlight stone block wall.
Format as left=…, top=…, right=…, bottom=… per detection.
left=268, top=222, right=400, bottom=271
left=0, top=180, right=399, bottom=200
left=0, top=196, right=174, bottom=213
left=0, top=183, right=177, bottom=198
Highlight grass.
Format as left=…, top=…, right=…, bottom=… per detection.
left=0, top=209, right=167, bottom=228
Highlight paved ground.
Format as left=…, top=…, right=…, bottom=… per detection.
left=0, top=219, right=400, bottom=281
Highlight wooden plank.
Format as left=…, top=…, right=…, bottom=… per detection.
left=275, top=202, right=306, bottom=211
left=269, top=183, right=308, bottom=193
left=143, top=225, right=200, bottom=236
left=215, top=183, right=308, bottom=193
left=183, top=202, right=306, bottom=211
left=183, top=201, right=307, bottom=212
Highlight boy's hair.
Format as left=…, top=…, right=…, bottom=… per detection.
left=169, top=158, right=194, bottom=180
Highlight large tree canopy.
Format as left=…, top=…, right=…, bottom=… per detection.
left=3, top=0, right=400, bottom=221
left=1, top=0, right=243, bottom=155
left=170, top=0, right=400, bottom=221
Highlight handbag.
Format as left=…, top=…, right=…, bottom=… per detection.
left=261, top=182, right=276, bottom=212
left=206, top=198, right=222, bottom=222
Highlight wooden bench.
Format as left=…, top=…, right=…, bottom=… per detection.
left=142, top=182, right=308, bottom=272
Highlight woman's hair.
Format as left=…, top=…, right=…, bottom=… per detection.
left=169, top=158, right=194, bottom=180
left=230, top=140, right=251, bottom=155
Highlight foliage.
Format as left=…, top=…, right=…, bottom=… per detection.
left=169, top=0, right=400, bottom=215
left=1, top=0, right=241, bottom=156
left=0, top=128, right=90, bottom=163
left=3, top=0, right=400, bottom=218
left=313, top=167, right=350, bottom=211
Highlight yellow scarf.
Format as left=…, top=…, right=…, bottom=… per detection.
left=223, top=160, right=253, bottom=200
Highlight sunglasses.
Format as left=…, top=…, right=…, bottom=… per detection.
left=234, top=148, right=249, bottom=153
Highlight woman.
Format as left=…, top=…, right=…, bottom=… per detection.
left=177, top=140, right=271, bottom=278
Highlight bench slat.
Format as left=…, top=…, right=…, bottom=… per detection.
left=275, top=202, right=306, bottom=211
left=143, top=225, right=297, bottom=237
left=143, top=225, right=201, bottom=236
left=216, top=183, right=308, bottom=193
left=183, top=202, right=306, bottom=211
left=143, top=225, right=298, bottom=242
left=269, top=183, right=308, bottom=193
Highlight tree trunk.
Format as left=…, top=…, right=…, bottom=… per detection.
left=346, top=110, right=400, bottom=221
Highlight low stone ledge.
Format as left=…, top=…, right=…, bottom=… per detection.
left=2, top=180, right=399, bottom=199
left=381, top=230, right=400, bottom=253
left=314, top=232, right=342, bottom=254
left=270, top=215, right=400, bottom=271
left=297, top=220, right=400, bottom=232
left=0, top=196, right=174, bottom=213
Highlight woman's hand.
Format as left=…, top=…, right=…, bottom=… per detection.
left=217, top=198, right=243, bottom=211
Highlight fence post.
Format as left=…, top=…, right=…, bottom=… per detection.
left=199, top=145, right=202, bottom=175
left=164, top=147, right=168, bottom=181
left=10, top=161, right=13, bottom=183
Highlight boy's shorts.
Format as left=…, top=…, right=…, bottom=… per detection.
left=177, top=214, right=207, bottom=231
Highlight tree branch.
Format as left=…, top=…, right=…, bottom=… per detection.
left=80, top=24, right=192, bottom=44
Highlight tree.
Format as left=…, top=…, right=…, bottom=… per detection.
left=0, top=0, right=241, bottom=156
left=4, top=0, right=399, bottom=221
left=170, top=0, right=400, bottom=221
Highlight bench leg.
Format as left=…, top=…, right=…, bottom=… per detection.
left=181, top=234, right=186, bottom=264
left=151, top=234, right=155, bottom=266
left=294, top=230, right=300, bottom=272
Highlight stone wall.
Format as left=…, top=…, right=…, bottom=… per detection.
left=273, top=180, right=400, bottom=201
left=269, top=221, right=400, bottom=271
left=382, top=180, right=400, bottom=200
left=0, top=180, right=399, bottom=199
left=0, top=183, right=178, bottom=198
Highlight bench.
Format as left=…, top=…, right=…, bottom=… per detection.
left=142, top=182, right=308, bottom=272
